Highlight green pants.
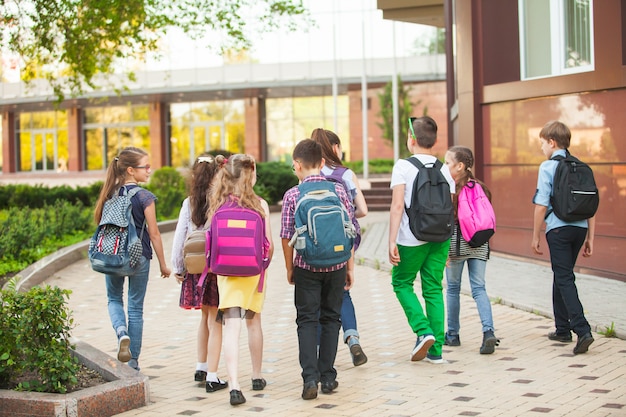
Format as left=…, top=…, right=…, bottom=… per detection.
left=391, top=241, right=450, bottom=356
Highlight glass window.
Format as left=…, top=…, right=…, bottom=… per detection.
left=519, top=0, right=594, bottom=79
left=83, top=104, right=151, bottom=170
left=265, top=95, right=349, bottom=162
left=169, top=100, right=245, bottom=168
left=16, top=111, right=68, bottom=172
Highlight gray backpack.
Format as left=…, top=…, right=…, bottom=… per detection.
left=88, top=186, right=146, bottom=274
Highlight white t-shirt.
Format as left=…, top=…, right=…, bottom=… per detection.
left=390, top=154, right=456, bottom=247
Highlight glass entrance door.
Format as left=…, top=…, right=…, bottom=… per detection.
left=26, top=129, right=57, bottom=171
left=189, top=122, right=224, bottom=162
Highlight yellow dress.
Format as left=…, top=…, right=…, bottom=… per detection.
left=217, top=273, right=266, bottom=313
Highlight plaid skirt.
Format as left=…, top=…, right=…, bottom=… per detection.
left=179, top=272, right=219, bottom=309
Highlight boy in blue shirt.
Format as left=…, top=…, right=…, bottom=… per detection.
left=531, top=120, right=596, bottom=354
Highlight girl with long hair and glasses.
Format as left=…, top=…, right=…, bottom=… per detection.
left=93, top=146, right=171, bottom=371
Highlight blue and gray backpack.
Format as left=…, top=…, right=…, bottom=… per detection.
left=288, top=181, right=356, bottom=268
left=88, top=186, right=146, bottom=275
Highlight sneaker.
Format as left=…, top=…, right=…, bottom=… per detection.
left=573, top=333, right=594, bottom=355
left=411, top=334, right=435, bottom=361
left=301, top=381, right=318, bottom=400
left=206, top=379, right=228, bottom=393
left=252, top=378, right=267, bottom=391
left=548, top=331, right=573, bottom=343
left=350, top=343, right=368, bottom=366
left=194, top=370, right=207, bottom=382
left=117, top=335, right=131, bottom=363
left=444, top=332, right=461, bottom=346
left=127, top=359, right=140, bottom=371
left=321, top=380, right=338, bottom=394
left=425, top=353, right=448, bottom=364
left=480, top=330, right=500, bottom=354
left=229, top=389, right=246, bottom=406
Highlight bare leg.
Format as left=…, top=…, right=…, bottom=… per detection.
left=246, top=313, right=263, bottom=380
left=206, top=306, right=222, bottom=374
left=197, top=305, right=210, bottom=363
left=223, top=309, right=242, bottom=391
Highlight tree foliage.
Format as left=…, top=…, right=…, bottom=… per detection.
left=0, top=0, right=310, bottom=101
left=376, top=76, right=418, bottom=158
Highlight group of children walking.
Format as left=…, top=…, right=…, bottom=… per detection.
left=95, top=117, right=595, bottom=406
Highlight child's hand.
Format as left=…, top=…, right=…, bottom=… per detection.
left=286, top=268, right=294, bottom=285
left=345, top=270, right=354, bottom=290
left=174, top=273, right=185, bottom=284
left=160, top=266, right=172, bottom=279
left=582, top=240, right=593, bottom=257
left=389, top=244, right=400, bottom=266
left=531, top=237, right=543, bottom=255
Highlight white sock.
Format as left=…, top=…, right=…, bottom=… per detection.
left=206, top=372, right=222, bottom=383
left=196, top=362, right=208, bottom=372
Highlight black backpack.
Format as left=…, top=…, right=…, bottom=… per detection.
left=548, top=150, right=599, bottom=222
left=404, top=157, right=454, bottom=242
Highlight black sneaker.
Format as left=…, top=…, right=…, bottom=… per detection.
left=573, top=333, right=594, bottom=354
left=206, top=379, right=228, bottom=393
left=444, top=332, right=461, bottom=346
left=301, top=381, right=318, bottom=400
left=479, top=330, right=499, bottom=354
left=229, top=389, right=246, bottom=406
left=350, top=343, right=368, bottom=366
left=194, top=370, right=207, bottom=382
left=547, top=331, right=573, bottom=342
left=321, top=380, right=338, bottom=394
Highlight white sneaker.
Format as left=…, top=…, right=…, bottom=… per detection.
left=424, top=354, right=448, bottom=364
left=117, top=335, right=131, bottom=362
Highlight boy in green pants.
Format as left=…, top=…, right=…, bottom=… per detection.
left=388, top=116, right=455, bottom=364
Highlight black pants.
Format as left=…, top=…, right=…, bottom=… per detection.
left=546, top=226, right=591, bottom=337
left=294, top=266, right=345, bottom=384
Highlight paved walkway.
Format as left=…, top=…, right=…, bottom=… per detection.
left=43, top=212, right=626, bottom=416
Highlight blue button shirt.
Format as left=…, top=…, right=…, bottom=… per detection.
left=533, top=149, right=588, bottom=233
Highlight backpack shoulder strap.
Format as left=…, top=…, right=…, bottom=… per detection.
left=405, top=156, right=425, bottom=170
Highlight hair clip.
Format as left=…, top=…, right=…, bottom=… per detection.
left=197, top=156, right=214, bottom=163
left=114, top=157, right=119, bottom=162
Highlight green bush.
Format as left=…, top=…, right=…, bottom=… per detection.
left=255, top=161, right=299, bottom=205
left=145, top=167, right=187, bottom=221
left=344, top=159, right=394, bottom=175
left=0, top=280, right=79, bottom=393
left=0, top=201, right=93, bottom=277
left=0, top=183, right=101, bottom=210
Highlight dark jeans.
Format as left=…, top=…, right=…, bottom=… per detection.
left=546, top=226, right=591, bottom=337
left=294, top=266, right=345, bottom=384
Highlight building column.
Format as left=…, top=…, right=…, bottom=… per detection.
left=245, top=97, right=265, bottom=161
left=67, top=107, right=82, bottom=171
left=149, top=101, right=167, bottom=168
left=2, top=111, right=16, bottom=173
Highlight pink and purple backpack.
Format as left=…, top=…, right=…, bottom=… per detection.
left=197, top=199, right=270, bottom=292
left=457, top=180, right=496, bottom=248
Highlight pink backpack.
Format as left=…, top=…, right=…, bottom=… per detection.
left=198, top=199, right=270, bottom=292
left=457, top=180, right=496, bottom=248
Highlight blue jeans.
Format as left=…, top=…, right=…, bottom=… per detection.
left=105, top=257, right=150, bottom=362
left=341, top=289, right=359, bottom=342
left=445, top=258, right=494, bottom=334
left=294, top=266, right=344, bottom=384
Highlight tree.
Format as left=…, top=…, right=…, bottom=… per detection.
left=412, top=27, right=446, bottom=56
left=376, top=76, right=419, bottom=158
left=0, top=0, right=310, bottom=102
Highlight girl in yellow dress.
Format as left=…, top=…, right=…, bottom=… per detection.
left=207, top=154, right=274, bottom=406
